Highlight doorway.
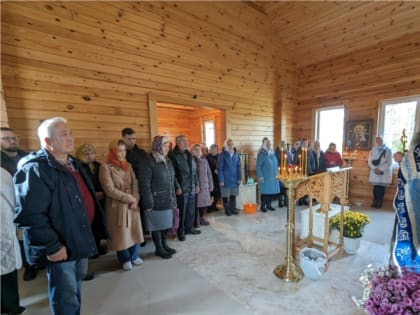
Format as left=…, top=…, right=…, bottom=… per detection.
left=148, top=98, right=226, bottom=151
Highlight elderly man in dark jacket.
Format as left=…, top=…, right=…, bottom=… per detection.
left=169, top=135, right=200, bottom=241
left=14, top=117, right=107, bottom=315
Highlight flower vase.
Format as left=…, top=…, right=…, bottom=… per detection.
left=343, top=236, right=361, bottom=254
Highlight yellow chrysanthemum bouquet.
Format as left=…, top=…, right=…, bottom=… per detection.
left=330, top=211, right=371, bottom=238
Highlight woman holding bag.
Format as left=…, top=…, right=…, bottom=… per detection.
left=139, top=136, right=178, bottom=259
left=368, top=136, right=393, bottom=209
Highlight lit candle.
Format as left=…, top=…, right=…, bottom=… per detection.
left=299, top=154, right=302, bottom=176
left=284, top=154, right=287, bottom=176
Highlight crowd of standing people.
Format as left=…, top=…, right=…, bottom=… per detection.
left=1, top=116, right=399, bottom=315
left=0, top=117, right=244, bottom=315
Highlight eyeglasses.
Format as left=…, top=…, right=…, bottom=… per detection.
left=0, top=137, right=18, bottom=142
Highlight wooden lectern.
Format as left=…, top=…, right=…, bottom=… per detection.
left=295, top=167, right=351, bottom=259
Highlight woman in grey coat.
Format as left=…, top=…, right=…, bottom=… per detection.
left=368, top=136, right=393, bottom=208
left=192, top=144, right=214, bottom=226
left=139, top=136, right=178, bottom=259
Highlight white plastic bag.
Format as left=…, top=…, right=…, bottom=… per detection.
left=299, top=247, right=328, bottom=280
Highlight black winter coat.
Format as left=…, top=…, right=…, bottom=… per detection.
left=138, top=154, right=178, bottom=211
left=126, top=144, right=147, bottom=181
left=79, top=161, right=107, bottom=239
left=206, top=153, right=220, bottom=188
left=168, top=146, right=198, bottom=194
left=14, top=149, right=107, bottom=265
left=308, top=150, right=327, bottom=175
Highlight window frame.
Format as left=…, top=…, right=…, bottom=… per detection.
left=314, top=104, right=345, bottom=153
left=202, top=119, right=215, bottom=148
left=378, top=95, right=420, bottom=153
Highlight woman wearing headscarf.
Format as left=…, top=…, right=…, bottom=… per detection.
left=217, top=138, right=241, bottom=216
left=368, top=136, right=393, bottom=209
left=257, top=138, right=280, bottom=212
left=308, top=140, right=326, bottom=175
left=139, top=136, right=178, bottom=259
left=99, top=139, right=143, bottom=270
left=192, top=143, right=214, bottom=226
left=76, top=144, right=107, bottom=257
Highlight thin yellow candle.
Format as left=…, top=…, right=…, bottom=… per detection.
left=284, top=154, right=287, bottom=176
left=299, top=154, right=302, bottom=176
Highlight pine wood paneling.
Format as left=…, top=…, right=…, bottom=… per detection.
left=1, top=1, right=296, bottom=166
left=295, top=32, right=420, bottom=206
left=1, top=79, right=9, bottom=127
left=259, top=1, right=420, bottom=68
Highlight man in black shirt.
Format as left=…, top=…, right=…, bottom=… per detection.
left=121, top=128, right=148, bottom=242
left=0, top=127, right=27, bottom=175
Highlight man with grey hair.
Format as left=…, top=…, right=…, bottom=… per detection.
left=14, top=117, right=106, bottom=315
left=169, top=135, right=200, bottom=241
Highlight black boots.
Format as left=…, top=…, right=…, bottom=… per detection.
left=161, top=230, right=176, bottom=255
left=260, top=195, right=267, bottom=213
left=371, top=199, right=383, bottom=209
left=229, top=196, right=238, bottom=215
left=152, top=231, right=172, bottom=259
left=372, top=186, right=385, bottom=209
left=261, top=195, right=275, bottom=212
left=278, top=192, right=287, bottom=208
left=223, top=196, right=238, bottom=215
left=223, top=197, right=231, bottom=216
left=266, top=196, right=275, bottom=211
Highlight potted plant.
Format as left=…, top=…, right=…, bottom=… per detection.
left=330, top=210, right=371, bottom=253
left=353, top=264, right=420, bottom=314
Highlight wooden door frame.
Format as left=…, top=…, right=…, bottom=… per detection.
left=147, top=92, right=229, bottom=143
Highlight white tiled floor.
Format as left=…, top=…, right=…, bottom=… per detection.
left=18, top=203, right=395, bottom=315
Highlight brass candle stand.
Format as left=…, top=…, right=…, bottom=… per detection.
left=274, top=173, right=307, bottom=282
left=401, top=129, right=408, bottom=152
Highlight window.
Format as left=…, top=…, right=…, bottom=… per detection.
left=315, top=106, right=345, bottom=153
left=203, top=120, right=215, bottom=147
left=378, top=96, right=420, bottom=153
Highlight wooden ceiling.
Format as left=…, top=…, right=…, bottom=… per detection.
left=249, top=1, right=420, bottom=68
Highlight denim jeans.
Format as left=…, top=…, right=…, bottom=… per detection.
left=116, top=243, right=140, bottom=263
left=46, top=258, right=88, bottom=315
left=176, top=192, right=196, bottom=235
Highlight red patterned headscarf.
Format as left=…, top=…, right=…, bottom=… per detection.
left=107, top=139, right=128, bottom=171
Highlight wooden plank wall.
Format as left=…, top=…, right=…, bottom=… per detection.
left=1, top=79, right=9, bottom=127
left=156, top=107, right=223, bottom=150
left=1, top=1, right=296, bottom=166
left=295, top=32, right=420, bottom=207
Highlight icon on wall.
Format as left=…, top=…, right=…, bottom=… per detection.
left=345, top=120, right=373, bottom=150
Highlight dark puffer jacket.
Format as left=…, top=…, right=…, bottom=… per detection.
left=14, top=149, right=107, bottom=265
left=168, top=146, right=198, bottom=194
left=139, top=154, right=178, bottom=210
